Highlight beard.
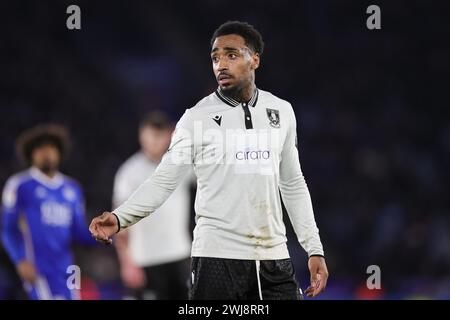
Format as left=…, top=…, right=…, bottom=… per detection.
left=219, top=82, right=242, bottom=100
left=219, top=76, right=254, bottom=102
left=38, top=158, right=58, bottom=175
left=219, top=82, right=235, bottom=93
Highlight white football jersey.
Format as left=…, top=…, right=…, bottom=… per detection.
left=114, top=88, right=324, bottom=260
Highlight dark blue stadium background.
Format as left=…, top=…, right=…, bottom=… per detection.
left=0, top=0, right=449, bottom=299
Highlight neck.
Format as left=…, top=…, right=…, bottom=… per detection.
left=143, top=150, right=162, bottom=163
left=224, top=82, right=256, bottom=103
left=44, top=171, right=57, bottom=178
left=33, top=166, right=58, bottom=179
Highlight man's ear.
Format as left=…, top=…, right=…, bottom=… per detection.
left=252, top=53, right=260, bottom=70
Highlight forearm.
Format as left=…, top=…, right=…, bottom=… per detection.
left=114, top=109, right=194, bottom=230
left=1, top=223, right=26, bottom=264
left=280, top=173, right=324, bottom=257
left=279, top=106, right=324, bottom=257
left=113, top=160, right=191, bottom=229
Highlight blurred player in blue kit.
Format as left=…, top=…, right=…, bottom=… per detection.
left=1, top=124, right=96, bottom=300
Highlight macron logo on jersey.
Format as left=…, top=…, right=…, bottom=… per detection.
left=213, top=115, right=222, bottom=126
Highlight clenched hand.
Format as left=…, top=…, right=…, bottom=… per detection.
left=89, top=212, right=120, bottom=244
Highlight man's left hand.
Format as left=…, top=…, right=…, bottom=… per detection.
left=304, top=256, right=329, bottom=298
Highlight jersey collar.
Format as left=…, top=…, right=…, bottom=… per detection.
left=29, top=167, right=64, bottom=189
left=215, top=87, right=259, bottom=108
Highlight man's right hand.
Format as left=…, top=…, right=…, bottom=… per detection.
left=17, top=260, right=37, bottom=284
left=89, top=211, right=120, bottom=244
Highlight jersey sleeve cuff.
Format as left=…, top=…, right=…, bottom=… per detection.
left=111, top=212, right=122, bottom=233
left=309, top=254, right=325, bottom=259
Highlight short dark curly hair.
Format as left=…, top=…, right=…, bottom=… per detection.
left=139, top=110, right=173, bottom=131
left=211, top=21, right=265, bottom=55
left=16, top=124, right=71, bottom=166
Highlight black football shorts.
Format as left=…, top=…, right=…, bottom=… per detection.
left=189, top=257, right=303, bottom=300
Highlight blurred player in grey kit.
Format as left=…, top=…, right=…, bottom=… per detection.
left=113, top=111, right=194, bottom=299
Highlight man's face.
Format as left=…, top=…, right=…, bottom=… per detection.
left=31, top=143, right=60, bottom=174
left=211, top=34, right=260, bottom=94
left=139, top=126, right=172, bottom=160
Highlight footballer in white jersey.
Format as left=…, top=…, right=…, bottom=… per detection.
left=90, top=20, right=329, bottom=300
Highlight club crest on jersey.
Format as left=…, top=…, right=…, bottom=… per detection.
left=266, top=108, right=280, bottom=128
left=35, top=186, right=47, bottom=199
left=63, top=187, right=76, bottom=202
